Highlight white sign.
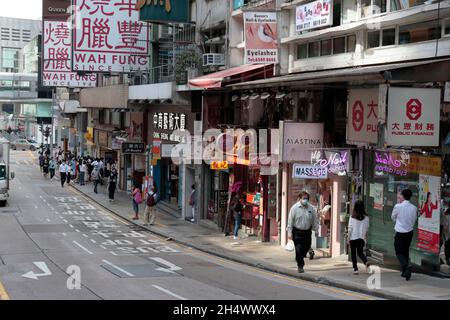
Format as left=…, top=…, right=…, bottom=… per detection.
left=161, top=144, right=176, bottom=158
left=43, top=20, right=97, bottom=87
left=386, top=87, right=441, bottom=147
left=296, top=0, right=332, bottom=32
left=347, top=88, right=378, bottom=144
left=444, top=82, right=450, bottom=102
left=73, top=0, right=150, bottom=73
left=244, top=12, right=278, bottom=64
left=282, top=122, right=323, bottom=162
left=293, top=164, right=328, bottom=179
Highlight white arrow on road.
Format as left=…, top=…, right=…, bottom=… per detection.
left=149, top=257, right=182, bottom=274
left=22, top=262, right=52, bottom=280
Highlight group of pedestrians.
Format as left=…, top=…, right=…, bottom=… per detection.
left=286, top=188, right=450, bottom=279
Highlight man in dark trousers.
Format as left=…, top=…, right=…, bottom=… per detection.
left=287, top=191, right=319, bottom=273
left=391, top=189, right=417, bottom=281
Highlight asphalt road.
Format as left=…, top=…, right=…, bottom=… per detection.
left=0, top=150, right=379, bottom=300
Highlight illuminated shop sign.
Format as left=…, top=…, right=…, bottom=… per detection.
left=374, top=151, right=410, bottom=176
left=293, top=164, right=328, bottom=179
left=311, top=150, right=348, bottom=175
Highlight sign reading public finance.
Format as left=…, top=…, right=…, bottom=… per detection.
left=293, top=164, right=328, bottom=179
left=386, top=87, right=441, bottom=147
left=296, top=0, right=332, bottom=32
left=72, top=0, right=150, bottom=73
left=244, top=12, right=278, bottom=64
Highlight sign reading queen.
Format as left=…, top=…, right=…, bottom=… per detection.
left=73, top=0, right=150, bottom=73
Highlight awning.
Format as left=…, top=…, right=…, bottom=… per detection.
left=188, top=64, right=274, bottom=89
left=230, top=58, right=450, bottom=90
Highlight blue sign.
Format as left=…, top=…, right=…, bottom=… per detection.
left=138, top=0, right=189, bottom=23
left=234, top=0, right=245, bottom=10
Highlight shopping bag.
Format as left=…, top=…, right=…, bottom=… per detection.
left=284, top=240, right=295, bottom=252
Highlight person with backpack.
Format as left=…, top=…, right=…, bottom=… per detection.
left=347, top=200, right=370, bottom=275
left=131, top=184, right=142, bottom=220
left=144, top=185, right=158, bottom=226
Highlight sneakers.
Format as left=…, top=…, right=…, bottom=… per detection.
left=190, top=218, right=195, bottom=222
left=297, top=267, right=305, bottom=273
left=233, top=236, right=238, bottom=240
left=353, top=270, right=359, bottom=275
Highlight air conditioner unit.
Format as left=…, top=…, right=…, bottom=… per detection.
left=202, top=53, right=225, bottom=67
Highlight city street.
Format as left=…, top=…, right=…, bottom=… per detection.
left=0, top=150, right=378, bottom=300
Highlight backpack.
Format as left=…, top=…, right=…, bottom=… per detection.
left=134, top=189, right=142, bottom=204
left=147, top=192, right=157, bottom=207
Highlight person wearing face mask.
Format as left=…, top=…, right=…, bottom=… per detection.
left=287, top=191, right=319, bottom=273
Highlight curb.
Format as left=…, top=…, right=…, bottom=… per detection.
left=71, top=184, right=411, bottom=300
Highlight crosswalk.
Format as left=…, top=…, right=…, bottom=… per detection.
left=11, top=160, right=35, bottom=165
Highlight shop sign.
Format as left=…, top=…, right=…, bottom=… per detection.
left=233, top=0, right=244, bottom=10
left=418, top=174, right=441, bottom=254
left=244, top=12, right=278, bottom=64
left=72, top=0, right=150, bottom=73
left=85, top=127, right=94, bottom=144
left=122, top=142, right=145, bottom=154
left=161, top=144, right=176, bottom=158
left=281, top=122, right=324, bottom=162
left=137, top=0, right=189, bottom=24
left=296, top=0, right=332, bottom=32
left=386, top=87, right=441, bottom=147
left=152, top=138, right=161, bottom=160
left=347, top=89, right=378, bottom=144
left=153, top=112, right=186, bottom=131
left=211, top=161, right=229, bottom=170
left=292, top=164, right=328, bottom=179
left=374, top=151, right=410, bottom=176
left=311, top=150, right=349, bottom=175
left=98, top=130, right=108, bottom=147
left=111, top=138, right=122, bottom=150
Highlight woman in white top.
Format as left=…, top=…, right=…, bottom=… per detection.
left=348, top=200, right=370, bottom=274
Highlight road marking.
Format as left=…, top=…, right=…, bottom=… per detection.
left=90, top=239, right=96, bottom=243
left=69, top=224, right=74, bottom=228
left=109, top=251, right=118, bottom=256
left=63, top=219, right=68, bottom=223
left=0, top=280, right=10, bottom=300
left=152, top=285, right=187, bottom=300
left=149, top=257, right=182, bottom=274
left=99, top=245, right=106, bottom=249
left=73, top=241, right=93, bottom=255
left=46, top=218, right=51, bottom=222
left=102, top=259, right=133, bottom=276
left=75, top=229, right=80, bottom=233
left=61, top=233, right=67, bottom=236
left=83, top=234, right=88, bottom=238
left=35, top=206, right=38, bottom=209
left=22, top=262, right=52, bottom=280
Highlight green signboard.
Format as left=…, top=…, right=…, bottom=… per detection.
left=138, top=0, right=189, bottom=23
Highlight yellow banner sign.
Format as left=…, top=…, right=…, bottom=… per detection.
left=211, top=161, right=229, bottom=170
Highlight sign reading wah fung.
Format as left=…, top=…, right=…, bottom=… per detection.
left=137, top=0, right=189, bottom=23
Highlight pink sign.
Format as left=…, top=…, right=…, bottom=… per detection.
left=43, top=20, right=97, bottom=87
left=73, top=0, right=150, bottom=73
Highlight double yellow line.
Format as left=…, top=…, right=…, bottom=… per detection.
left=0, top=280, right=10, bottom=300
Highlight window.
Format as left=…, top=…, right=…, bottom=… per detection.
left=2, top=48, right=19, bottom=72
left=308, top=41, right=320, bottom=58
left=390, top=0, right=427, bottom=11
left=382, top=28, right=396, bottom=46
left=333, top=0, right=342, bottom=27
left=342, top=0, right=358, bottom=24
left=297, top=44, right=308, bottom=59
left=362, top=0, right=387, bottom=17
left=368, top=30, right=380, bottom=48
left=321, top=39, right=332, bottom=56
left=445, top=20, right=450, bottom=35
left=347, top=35, right=356, bottom=52
left=333, top=37, right=346, bottom=54
left=399, top=22, right=441, bottom=44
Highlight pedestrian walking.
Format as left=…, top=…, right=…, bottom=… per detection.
left=441, top=205, right=450, bottom=266
left=59, top=161, right=68, bottom=188
left=49, top=158, right=56, bottom=180
left=131, top=184, right=142, bottom=220
left=232, top=194, right=245, bottom=240
left=107, top=165, right=118, bottom=202
left=287, top=191, right=319, bottom=273
left=79, top=161, right=86, bottom=186
left=42, top=157, right=49, bottom=178
left=391, top=189, right=417, bottom=281
left=66, top=160, right=72, bottom=185
left=348, top=200, right=370, bottom=275
left=91, top=166, right=100, bottom=194
left=189, top=184, right=196, bottom=222
left=39, top=153, right=44, bottom=172
left=98, top=159, right=104, bottom=185
left=144, top=185, right=158, bottom=226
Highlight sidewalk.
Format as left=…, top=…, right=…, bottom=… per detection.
left=70, top=180, right=450, bottom=300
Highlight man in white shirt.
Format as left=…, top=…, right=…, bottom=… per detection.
left=391, top=189, right=417, bottom=281
left=287, top=191, right=319, bottom=273
left=59, top=161, right=68, bottom=188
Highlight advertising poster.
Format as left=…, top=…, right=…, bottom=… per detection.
left=244, top=12, right=278, bottom=64
left=373, top=183, right=383, bottom=211
left=418, top=175, right=441, bottom=254
left=296, top=0, right=332, bottom=32
left=73, top=0, right=150, bottom=73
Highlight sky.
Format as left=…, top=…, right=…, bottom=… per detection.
left=1, top=0, right=42, bottom=20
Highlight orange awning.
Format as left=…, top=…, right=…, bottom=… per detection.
left=188, top=64, right=273, bottom=89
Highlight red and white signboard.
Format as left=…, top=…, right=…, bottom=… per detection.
left=73, top=0, right=150, bottom=73
left=43, top=20, right=97, bottom=87
left=347, top=88, right=379, bottom=144
left=387, top=87, right=441, bottom=147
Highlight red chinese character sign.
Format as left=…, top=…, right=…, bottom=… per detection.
left=386, top=87, right=441, bottom=147
left=43, top=20, right=97, bottom=87
left=347, top=89, right=378, bottom=144
left=73, top=0, right=150, bottom=73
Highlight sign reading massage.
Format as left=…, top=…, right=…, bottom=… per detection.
left=386, top=87, right=441, bottom=147
left=282, top=122, right=324, bottom=162
left=296, top=0, right=332, bottom=32
left=136, top=0, right=189, bottom=23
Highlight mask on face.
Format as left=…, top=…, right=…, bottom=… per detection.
left=301, top=199, right=308, bottom=206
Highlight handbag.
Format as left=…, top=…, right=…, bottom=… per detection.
left=284, top=240, right=295, bottom=252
